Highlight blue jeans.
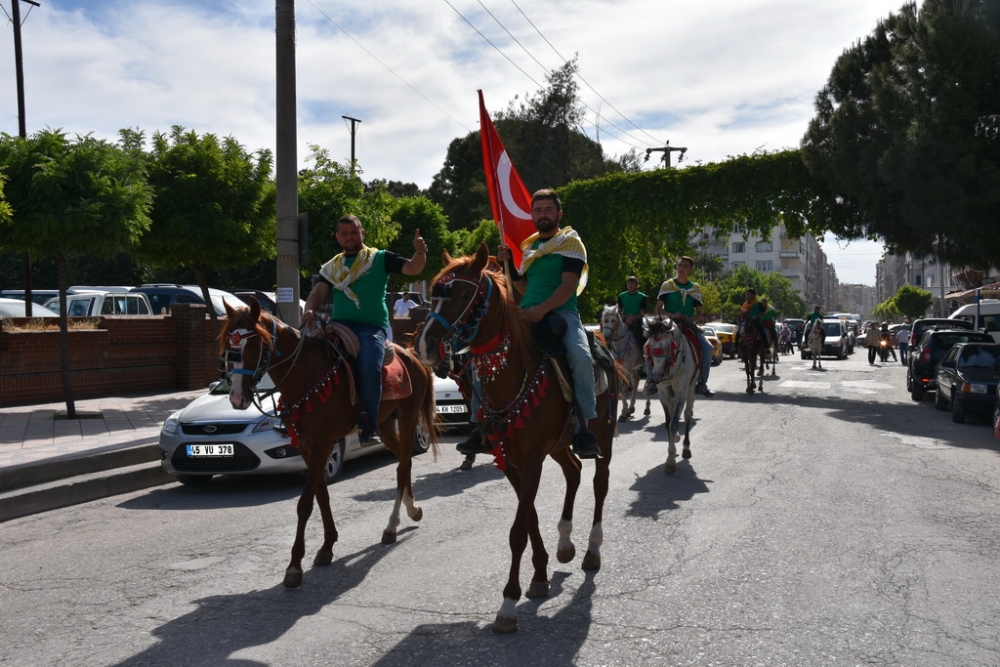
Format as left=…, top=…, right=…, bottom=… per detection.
left=338, top=320, right=387, bottom=425
left=467, top=310, right=597, bottom=424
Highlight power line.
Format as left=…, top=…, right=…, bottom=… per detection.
left=304, top=0, right=472, bottom=134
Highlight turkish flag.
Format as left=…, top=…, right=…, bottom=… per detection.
left=479, top=90, right=534, bottom=267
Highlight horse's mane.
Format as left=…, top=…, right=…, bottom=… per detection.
left=646, top=317, right=674, bottom=339
left=433, top=255, right=535, bottom=372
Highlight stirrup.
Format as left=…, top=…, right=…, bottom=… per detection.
left=572, top=429, right=601, bottom=459
left=643, top=381, right=657, bottom=395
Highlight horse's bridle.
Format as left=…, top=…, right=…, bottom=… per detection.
left=225, top=319, right=277, bottom=391
left=424, top=271, right=494, bottom=361
left=602, top=309, right=632, bottom=359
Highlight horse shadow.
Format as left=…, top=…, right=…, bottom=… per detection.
left=118, top=475, right=305, bottom=511
left=112, top=542, right=396, bottom=667
left=368, top=570, right=598, bottom=666
left=626, top=461, right=712, bottom=520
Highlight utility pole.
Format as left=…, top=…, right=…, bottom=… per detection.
left=11, top=0, right=40, bottom=316
left=342, top=115, right=361, bottom=175
left=644, top=141, right=687, bottom=168
left=274, top=0, right=301, bottom=326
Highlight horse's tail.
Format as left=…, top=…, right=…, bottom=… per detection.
left=415, top=359, right=441, bottom=458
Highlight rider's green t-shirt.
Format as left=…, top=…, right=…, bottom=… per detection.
left=805, top=311, right=824, bottom=327
left=657, top=278, right=702, bottom=318
left=617, top=290, right=647, bottom=316
left=761, top=308, right=776, bottom=323
left=321, top=250, right=402, bottom=328
left=519, top=245, right=579, bottom=313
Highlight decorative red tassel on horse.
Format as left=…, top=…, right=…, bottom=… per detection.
left=506, top=421, right=515, bottom=438
left=305, top=400, right=314, bottom=413
left=515, top=414, right=524, bottom=429
left=492, top=445, right=506, bottom=471
left=522, top=402, right=532, bottom=418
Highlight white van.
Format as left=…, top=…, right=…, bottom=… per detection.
left=44, top=290, right=153, bottom=317
left=948, top=299, right=1000, bottom=344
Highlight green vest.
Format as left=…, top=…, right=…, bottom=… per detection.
left=330, top=250, right=392, bottom=328
left=520, top=246, right=578, bottom=312
left=618, top=290, right=647, bottom=316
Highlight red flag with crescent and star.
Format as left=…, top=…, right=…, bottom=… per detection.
left=479, top=90, right=534, bottom=267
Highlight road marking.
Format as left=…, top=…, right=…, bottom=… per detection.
left=780, top=380, right=832, bottom=389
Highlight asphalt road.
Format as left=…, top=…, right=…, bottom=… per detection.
left=2, top=350, right=999, bottom=666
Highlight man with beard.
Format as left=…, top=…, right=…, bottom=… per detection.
left=456, top=189, right=602, bottom=459
left=302, top=214, right=427, bottom=443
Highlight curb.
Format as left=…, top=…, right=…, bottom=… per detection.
left=0, top=461, right=174, bottom=523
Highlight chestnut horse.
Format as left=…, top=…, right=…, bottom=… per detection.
left=222, top=298, right=438, bottom=589
left=643, top=317, right=699, bottom=474
left=414, top=244, right=620, bottom=634
left=600, top=304, right=651, bottom=421
left=737, top=311, right=768, bottom=394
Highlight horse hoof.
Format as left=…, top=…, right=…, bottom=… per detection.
left=682, top=449, right=691, bottom=459
left=382, top=530, right=397, bottom=545
left=557, top=544, right=576, bottom=563
left=526, top=580, right=550, bottom=598
left=618, top=413, right=632, bottom=422
left=644, top=408, right=651, bottom=416
left=492, top=615, right=518, bottom=633
left=664, top=462, right=677, bottom=475
left=581, top=551, right=601, bottom=571
left=283, top=568, right=303, bottom=589
left=410, top=507, right=423, bottom=522
left=673, top=434, right=681, bottom=443
left=313, top=551, right=333, bottom=567
left=459, top=456, right=474, bottom=471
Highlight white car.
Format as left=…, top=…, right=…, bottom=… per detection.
left=159, top=374, right=429, bottom=486
left=0, top=297, right=59, bottom=318
left=434, top=373, right=472, bottom=431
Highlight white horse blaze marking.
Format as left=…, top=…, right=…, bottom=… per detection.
left=557, top=519, right=573, bottom=552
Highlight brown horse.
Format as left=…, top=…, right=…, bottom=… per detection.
left=737, top=312, right=768, bottom=394
left=222, top=298, right=438, bottom=589
left=414, top=244, right=620, bottom=634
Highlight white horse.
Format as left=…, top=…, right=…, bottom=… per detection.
left=644, top=317, right=699, bottom=474
left=600, top=304, right=651, bottom=421
left=807, top=322, right=825, bottom=369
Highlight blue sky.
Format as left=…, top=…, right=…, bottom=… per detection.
left=1, top=0, right=915, bottom=284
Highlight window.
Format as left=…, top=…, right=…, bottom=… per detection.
left=755, top=242, right=773, bottom=252
left=755, top=260, right=773, bottom=272
left=731, top=242, right=745, bottom=254
left=731, top=261, right=745, bottom=268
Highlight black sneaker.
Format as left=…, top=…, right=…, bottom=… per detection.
left=358, top=412, right=375, bottom=444
left=456, top=428, right=492, bottom=455
left=643, top=381, right=657, bottom=395
left=572, top=429, right=601, bottom=459
left=695, top=383, right=714, bottom=398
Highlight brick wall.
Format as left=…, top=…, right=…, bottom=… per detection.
left=0, top=303, right=219, bottom=407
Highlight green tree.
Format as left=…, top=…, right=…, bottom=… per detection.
left=801, top=0, right=1000, bottom=269
left=0, top=130, right=152, bottom=416
left=872, top=298, right=902, bottom=321
left=386, top=196, right=450, bottom=289
left=138, top=127, right=275, bottom=332
left=893, top=284, right=934, bottom=319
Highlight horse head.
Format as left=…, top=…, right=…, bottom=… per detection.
left=415, top=243, right=494, bottom=369
left=221, top=296, right=275, bottom=410
left=599, top=304, right=624, bottom=342
left=643, top=316, right=679, bottom=384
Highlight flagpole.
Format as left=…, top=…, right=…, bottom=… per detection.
left=479, top=90, right=513, bottom=289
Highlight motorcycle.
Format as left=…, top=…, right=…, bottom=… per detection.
left=878, top=336, right=891, bottom=362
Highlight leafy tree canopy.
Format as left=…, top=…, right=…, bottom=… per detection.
left=893, top=284, right=934, bottom=319
left=801, top=0, right=1000, bottom=270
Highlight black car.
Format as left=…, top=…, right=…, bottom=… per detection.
left=908, top=317, right=973, bottom=348
left=934, top=343, right=1000, bottom=423
left=907, top=328, right=994, bottom=401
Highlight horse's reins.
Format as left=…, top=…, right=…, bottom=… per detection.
left=226, top=315, right=316, bottom=415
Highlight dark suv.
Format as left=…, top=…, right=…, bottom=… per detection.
left=908, top=317, right=972, bottom=348
left=907, top=328, right=993, bottom=401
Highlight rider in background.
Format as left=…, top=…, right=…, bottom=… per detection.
left=880, top=322, right=898, bottom=362
left=739, top=288, right=770, bottom=349
left=759, top=298, right=777, bottom=347
left=805, top=304, right=824, bottom=331
left=649, top=256, right=715, bottom=397
left=617, top=275, right=648, bottom=350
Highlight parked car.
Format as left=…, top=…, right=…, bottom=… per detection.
left=934, top=343, right=1000, bottom=423
left=43, top=290, right=152, bottom=317
left=0, top=297, right=59, bottom=318
left=433, top=374, right=472, bottom=431
left=801, top=319, right=848, bottom=359
left=699, top=326, right=724, bottom=366
left=159, top=374, right=428, bottom=485
left=0, top=289, right=79, bottom=306
left=131, top=284, right=245, bottom=317
left=907, top=328, right=994, bottom=401
left=231, top=290, right=306, bottom=321
left=908, top=317, right=973, bottom=348
left=705, top=322, right=736, bottom=358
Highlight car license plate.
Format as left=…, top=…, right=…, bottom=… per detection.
left=186, top=444, right=235, bottom=457
left=436, top=404, right=468, bottom=414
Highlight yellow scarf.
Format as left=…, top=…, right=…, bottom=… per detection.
left=319, top=246, right=376, bottom=308
left=518, top=227, right=589, bottom=295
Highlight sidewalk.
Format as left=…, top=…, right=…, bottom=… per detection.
left=0, top=389, right=206, bottom=471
